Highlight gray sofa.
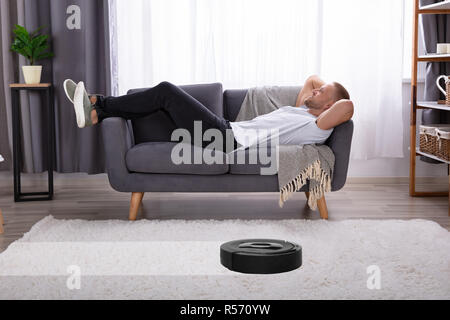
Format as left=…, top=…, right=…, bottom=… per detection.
left=101, top=83, right=354, bottom=220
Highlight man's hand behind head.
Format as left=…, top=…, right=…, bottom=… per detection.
left=316, top=99, right=354, bottom=131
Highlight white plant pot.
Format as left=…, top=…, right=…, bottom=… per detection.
left=22, top=65, right=42, bottom=84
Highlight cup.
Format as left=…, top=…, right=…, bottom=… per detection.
left=437, top=43, right=448, bottom=54
left=436, top=75, right=449, bottom=96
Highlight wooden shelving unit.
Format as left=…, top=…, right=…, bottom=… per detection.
left=419, top=0, right=450, bottom=10
left=417, top=101, right=450, bottom=111
left=418, top=53, right=450, bottom=62
left=409, top=0, right=450, bottom=214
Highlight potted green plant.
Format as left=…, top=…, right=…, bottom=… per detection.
left=10, top=24, right=54, bottom=84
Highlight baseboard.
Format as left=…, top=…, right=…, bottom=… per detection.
left=347, top=176, right=447, bottom=184
left=0, top=170, right=447, bottom=185
left=0, top=171, right=103, bottom=180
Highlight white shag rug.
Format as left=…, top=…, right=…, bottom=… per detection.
left=0, top=216, right=449, bottom=300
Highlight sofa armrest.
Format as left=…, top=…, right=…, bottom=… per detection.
left=326, top=120, right=354, bottom=191
left=101, top=117, right=134, bottom=191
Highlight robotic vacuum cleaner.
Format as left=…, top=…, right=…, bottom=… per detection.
left=220, top=239, right=302, bottom=274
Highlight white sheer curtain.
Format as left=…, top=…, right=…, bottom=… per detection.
left=321, top=0, right=404, bottom=159
left=114, top=0, right=404, bottom=160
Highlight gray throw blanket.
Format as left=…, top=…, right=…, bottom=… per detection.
left=235, top=86, right=335, bottom=210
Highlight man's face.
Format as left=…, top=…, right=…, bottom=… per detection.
left=304, top=84, right=335, bottom=110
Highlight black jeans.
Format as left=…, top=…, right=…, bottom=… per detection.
left=96, top=81, right=236, bottom=150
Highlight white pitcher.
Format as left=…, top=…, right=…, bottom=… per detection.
left=436, top=75, right=450, bottom=96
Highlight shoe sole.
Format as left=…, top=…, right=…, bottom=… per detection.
left=73, top=82, right=86, bottom=128
left=63, top=79, right=77, bottom=104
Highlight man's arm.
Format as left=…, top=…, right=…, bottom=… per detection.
left=316, top=99, right=354, bottom=131
left=295, top=75, right=325, bottom=107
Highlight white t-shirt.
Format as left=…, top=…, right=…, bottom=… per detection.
left=230, top=106, right=333, bottom=149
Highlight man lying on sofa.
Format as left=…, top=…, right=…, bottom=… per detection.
left=63, top=75, right=354, bottom=152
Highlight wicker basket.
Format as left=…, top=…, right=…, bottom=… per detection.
left=436, top=128, right=450, bottom=162
left=419, top=124, right=450, bottom=155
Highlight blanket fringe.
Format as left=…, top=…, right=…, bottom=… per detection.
left=279, top=159, right=331, bottom=210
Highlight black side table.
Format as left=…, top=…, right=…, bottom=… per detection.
left=10, top=83, right=55, bottom=202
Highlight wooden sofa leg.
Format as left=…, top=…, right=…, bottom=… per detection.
left=0, top=209, right=4, bottom=234
left=305, top=192, right=310, bottom=200
left=129, top=192, right=144, bottom=221
left=317, top=196, right=329, bottom=220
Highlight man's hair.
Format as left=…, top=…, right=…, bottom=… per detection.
left=332, top=82, right=350, bottom=101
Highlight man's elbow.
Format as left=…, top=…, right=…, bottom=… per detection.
left=307, top=75, right=320, bottom=81
left=307, top=75, right=322, bottom=85
left=341, top=99, right=354, bottom=121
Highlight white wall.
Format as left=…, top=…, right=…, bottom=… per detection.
left=347, top=81, right=447, bottom=177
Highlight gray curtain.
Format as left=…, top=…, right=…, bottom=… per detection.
left=0, top=0, right=113, bottom=174
left=421, top=0, right=450, bottom=124
left=0, top=1, right=18, bottom=171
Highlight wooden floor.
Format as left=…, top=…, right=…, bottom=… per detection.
left=0, top=173, right=449, bottom=253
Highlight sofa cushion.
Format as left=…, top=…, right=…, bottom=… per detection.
left=228, top=147, right=278, bottom=175
left=128, top=83, right=224, bottom=145
left=126, top=142, right=229, bottom=175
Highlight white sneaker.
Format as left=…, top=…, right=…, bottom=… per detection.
left=64, top=79, right=104, bottom=104
left=63, top=79, right=77, bottom=103
left=73, top=81, right=94, bottom=128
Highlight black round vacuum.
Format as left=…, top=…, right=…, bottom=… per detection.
left=220, top=239, right=302, bottom=274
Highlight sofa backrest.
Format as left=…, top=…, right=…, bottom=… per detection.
left=128, top=83, right=224, bottom=144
